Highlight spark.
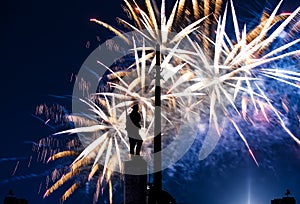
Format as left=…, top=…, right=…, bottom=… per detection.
left=38, top=181, right=43, bottom=195
left=280, top=12, right=292, bottom=16
left=28, top=156, right=32, bottom=168
left=12, top=161, right=19, bottom=176
left=61, top=182, right=80, bottom=202
left=47, top=151, right=77, bottom=163
left=44, top=119, right=50, bottom=125
left=90, top=18, right=130, bottom=44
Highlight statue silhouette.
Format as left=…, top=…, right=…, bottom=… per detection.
left=285, top=189, right=291, bottom=197
left=126, top=104, right=143, bottom=155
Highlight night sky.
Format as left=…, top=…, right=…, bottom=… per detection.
left=1, top=0, right=300, bottom=203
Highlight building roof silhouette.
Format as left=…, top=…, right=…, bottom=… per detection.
left=271, top=189, right=296, bottom=204
left=3, top=189, right=28, bottom=204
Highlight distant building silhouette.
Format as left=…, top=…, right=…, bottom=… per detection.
left=271, top=197, right=296, bottom=204
left=271, top=189, right=296, bottom=204
left=3, top=189, right=28, bottom=204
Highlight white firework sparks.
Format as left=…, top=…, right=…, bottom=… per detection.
left=177, top=0, right=300, bottom=164
left=43, top=0, right=300, bottom=202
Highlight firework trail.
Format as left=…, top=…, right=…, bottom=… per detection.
left=41, top=0, right=300, bottom=202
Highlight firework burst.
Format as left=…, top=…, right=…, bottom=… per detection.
left=177, top=0, right=300, bottom=163
left=42, top=0, right=300, bottom=202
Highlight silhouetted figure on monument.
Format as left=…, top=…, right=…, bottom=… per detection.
left=126, top=103, right=142, bottom=155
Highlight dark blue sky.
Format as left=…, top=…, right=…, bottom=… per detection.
left=1, top=0, right=300, bottom=203
left=0, top=0, right=124, bottom=203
